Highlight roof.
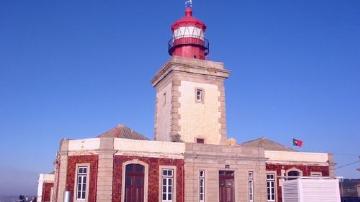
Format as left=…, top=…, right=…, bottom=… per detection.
left=171, top=8, right=206, bottom=31
left=240, top=137, right=294, bottom=151
left=97, top=124, right=149, bottom=140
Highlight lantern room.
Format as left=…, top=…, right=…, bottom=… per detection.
left=168, top=7, right=209, bottom=60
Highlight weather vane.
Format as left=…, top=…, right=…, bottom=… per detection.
left=185, top=0, right=192, bottom=8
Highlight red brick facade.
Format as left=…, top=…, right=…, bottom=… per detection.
left=112, top=155, right=184, bottom=202
left=66, top=155, right=98, bottom=202
left=41, top=182, right=54, bottom=202
left=266, top=163, right=330, bottom=202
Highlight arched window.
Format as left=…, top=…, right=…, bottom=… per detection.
left=287, top=170, right=302, bottom=180
left=125, top=164, right=145, bottom=202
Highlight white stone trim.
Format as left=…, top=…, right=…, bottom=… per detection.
left=121, top=160, right=149, bottom=202
left=248, top=170, right=254, bottom=202
left=194, top=87, right=205, bottom=103
left=159, top=165, right=177, bottom=202
left=265, top=151, right=329, bottom=164
left=50, top=187, right=54, bottom=202
left=310, top=171, right=323, bottom=177
left=74, top=163, right=90, bottom=202
left=37, top=174, right=55, bottom=202
left=114, top=138, right=185, bottom=158
left=266, top=161, right=329, bottom=166
left=68, top=139, right=100, bottom=151
left=286, top=167, right=303, bottom=177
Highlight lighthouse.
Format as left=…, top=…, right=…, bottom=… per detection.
left=153, top=2, right=229, bottom=144
left=168, top=2, right=209, bottom=60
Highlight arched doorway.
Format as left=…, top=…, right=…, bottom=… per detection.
left=124, top=164, right=145, bottom=202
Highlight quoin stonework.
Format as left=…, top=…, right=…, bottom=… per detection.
left=38, top=4, right=336, bottom=202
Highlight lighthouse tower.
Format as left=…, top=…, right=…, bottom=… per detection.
left=152, top=3, right=230, bottom=145
left=168, top=5, right=209, bottom=60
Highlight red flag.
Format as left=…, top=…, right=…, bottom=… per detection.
left=293, top=138, right=303, bottom=147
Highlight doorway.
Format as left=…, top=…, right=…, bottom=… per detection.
left=219, top=170, right=235, bottom=202
left=124, top=164, right=145, bottom=202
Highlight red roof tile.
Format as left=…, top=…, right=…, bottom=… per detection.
left=97, top=124, right=148, bottom=140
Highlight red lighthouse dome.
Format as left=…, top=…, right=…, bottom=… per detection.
left=168, top=7, right=209, bottom=60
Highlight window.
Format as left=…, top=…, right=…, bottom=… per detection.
left=248, top=171, right=254, bottom=202
left=310, top=172, right=322, bottom=177
left=76, top=166, right=88, bottom=200
left=199, top=170, right=205, bottom=202
left=163, top=92, right=167, bottom=106
left=162, top=169, right=174, bottom=202
left=196, top=138, right=205, bottom=144
left=266, top=174, right=275, bottom=202
left=287, top=170, right=300, bottom=180
left=195, top=88, right=204, bottom=103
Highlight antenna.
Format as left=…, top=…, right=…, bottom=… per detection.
left=185, top=0, right=192, bottom=8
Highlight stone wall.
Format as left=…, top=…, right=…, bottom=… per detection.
left=152, top=56, right=229, bottom=145
left=178, top=80, right=222, bottom=144
left=184, top=143, right=268, bottom=202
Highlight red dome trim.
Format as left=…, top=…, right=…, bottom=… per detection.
left=171, top=8, right=206, bottom=31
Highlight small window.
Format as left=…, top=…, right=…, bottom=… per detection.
left=163, top=92, right=167, bottom=106
left=248, top=171, right=254, bottom=202
left=196, top=138, right=205, bottom=144
left=195, top=88, right=204, bottom=103
left=199, top=170, right=205, bottom=202
left=76, top=166, right=89, bottom=200
left=310, top=172, right=322, bottom=177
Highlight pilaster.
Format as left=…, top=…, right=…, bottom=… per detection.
left=328, top=153, right=336, bottom=177
left=56, top=139, right=69, bottom=202
left=96, top=137, right=114, bottom=202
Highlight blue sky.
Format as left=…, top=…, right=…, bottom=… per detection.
left=0, top=0, right=359, bottom=195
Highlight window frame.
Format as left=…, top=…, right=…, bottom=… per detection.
left=199, top=170, right=205, bottom=202
left=266, top=173, right=276, bottom=202
left=248, top=171, right=254, bottom=202
left=121, top=160, right=149, bottom=202
left=286, top=168, right=303, bottom=180
left=196, top=138, right=205, bottom=144
left=195, top=88, right=205, bottom=103
left=74, top=164, right=90, bottom=202
left=159, top=166, right=177, bottom=202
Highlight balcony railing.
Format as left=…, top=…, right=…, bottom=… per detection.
left=168, top=37, right=209, bottom=56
